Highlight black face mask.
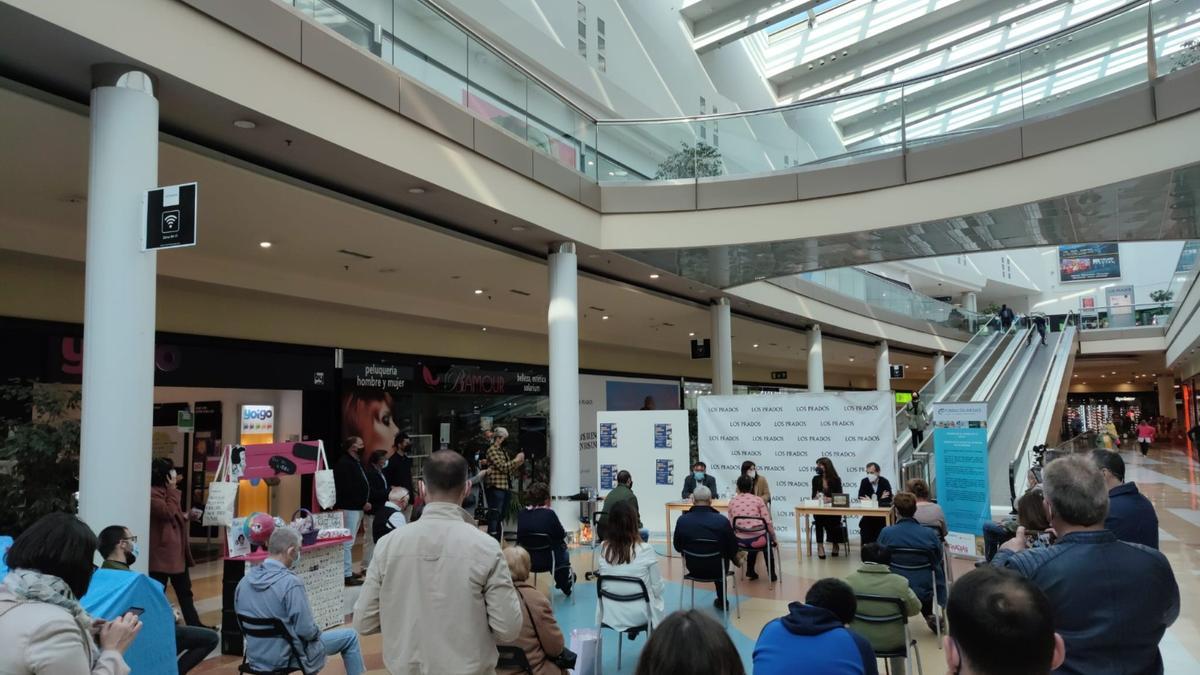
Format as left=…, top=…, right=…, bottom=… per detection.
left=815, top=467, right=825, bottom=475
left=125, top=551, right=137, bottom=566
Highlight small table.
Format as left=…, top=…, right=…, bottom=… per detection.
left=793, top=505, right=894, bottom=558
left=664, top=500, right=729, bottom=558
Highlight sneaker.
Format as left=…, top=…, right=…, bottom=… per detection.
left=344, top=576, right=363, bottom=587
left=713, top=598, right=730, bottom=611
left=746, top=572, right=760, bottom=581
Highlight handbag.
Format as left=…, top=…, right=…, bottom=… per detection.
left=202, top=445, right=238, bottom=527
left=314, top=441, right=337, bottom=510
left=519, top=590, right=577, bottom=670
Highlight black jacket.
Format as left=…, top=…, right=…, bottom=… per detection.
left=681, top=474, right=718, bottom=500
left=333, top=454, right=370, bottom=511
left=812, top=474, right=842, bottom=499
left=382, top=453, right=414, bottom=494
left=1106, top=482, right=1159, bottom=549
left=517, top=507, right=569, bottom=573
left=673, top=505, right=737, bottom=574
left=857, top=476, right=893, bottom=506
left=366, top=465, right=389, bottom=514
left=372, top=502, right=405, bottom=542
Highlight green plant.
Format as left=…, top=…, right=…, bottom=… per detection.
left=1150, top=289, right=1174, bottom=306
left=655, top=141, right=724, bottom=179
left=0, top=381, right=81, bottom=535
left=1171, top=39, right=1200, bottom=73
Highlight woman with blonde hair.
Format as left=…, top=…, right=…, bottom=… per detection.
left=497, top=547, right=570, bottom=675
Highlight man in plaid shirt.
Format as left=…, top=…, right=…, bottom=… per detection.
left=483, top=427, right=524, bottom=541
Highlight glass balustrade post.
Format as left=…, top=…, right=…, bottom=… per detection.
left=1146, top=2, right=1159, bottom=81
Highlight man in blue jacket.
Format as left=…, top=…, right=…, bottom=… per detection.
left=877, top=492, right=945, bottom=634
left=681, top=461, right=719, bottom=499
left=235, top=527, right=366, bottom=675
left=754, top=578, right=878, bottom=675
left=993, top=455, right=1178, bottom=675
left=1091, top=449, right=1159, bottom=548
left=673, top=486, right=737, bottom=610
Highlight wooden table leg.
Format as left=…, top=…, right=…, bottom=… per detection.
left=794, top=512, right=801, bottom=562
left=665, top=504, right=673, bottom=558
left=805, top=514, right=812, bottom=558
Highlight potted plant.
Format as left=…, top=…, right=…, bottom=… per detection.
left=0, top=381, right=81, bottom=535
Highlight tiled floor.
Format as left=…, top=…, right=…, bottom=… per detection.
left=188, top=442, right=1200, bottom=674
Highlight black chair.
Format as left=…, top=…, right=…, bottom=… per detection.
left=678, top=537, right=740, bottom=621
left=887, top=546, right=946, bottom=648
left=584, top=511, right=605, bottom=581
left=732, top=515, right=778, bottom=590
left=596, top=574, right=654, bottom=673
left=234, top=614, right=304, bottom=675
left=853, top=594, right=924, bottom=675
left=516, top=530, right=574, bottom=603
left=921, top=523, right=955, bottom=584
left=497, top=645, right=535, bottom=674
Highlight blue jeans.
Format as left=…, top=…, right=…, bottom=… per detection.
left=486, top=488, right=511, bottom=542
left=639, top=528, right=650, bottom=542
left=983, top=521, right=1014, bottom=561
left=343, top=509, right=363, bottom=578
left=321, top=628, right=365, bottom=675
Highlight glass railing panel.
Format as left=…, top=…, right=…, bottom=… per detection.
left=786, top=268, right=986, bottom=331
left=796, top=91, right=903, bottom=167
left=1153, top=0, right=1200, bottom=73
left=596, top=122, right=702, bottom=182
left=697, top=109, right=798, bottom=178
left=1077, top=301, right=1176, bottom=329
left=466, top=36, right=528, bottom=141
left=901, top=52, right=1023, bottom=147
left=392, top=0, right=468, bottom=102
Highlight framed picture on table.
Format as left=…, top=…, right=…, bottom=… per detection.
left=831, top=493, right=850, bottom=508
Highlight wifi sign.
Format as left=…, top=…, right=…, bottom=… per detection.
left=143, top=182, right=198, bottom=251
left=161, top=210, right=181, bottom=234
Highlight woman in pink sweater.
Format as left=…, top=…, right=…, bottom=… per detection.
left=727, top=475, right=777, bottom=582
left=1137, top=418, right=1157, bottom=456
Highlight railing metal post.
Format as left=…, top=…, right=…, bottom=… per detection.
left=1147, top=1, right=1159, bottom=81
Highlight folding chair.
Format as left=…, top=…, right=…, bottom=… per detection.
left=853, top=594, right=924, bottom=675
left=516, top=530, right=575, bottom=603
left=497, top=645, right=535, bottom=674
left=732, top=516, right=778, bottom=591
left=678, top=537, right=741, bottom=622
left=887, top=547, right=946, bottom=648
left=596, top=575, right=654, bottom=673
left=234, top=614, right=304, bottom=675
left=921, top=524, right=955, bottom=584
left=584, top=511, right=605, bottom=581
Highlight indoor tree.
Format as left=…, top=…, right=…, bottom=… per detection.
left=655, top=141, right=725, bottom=179
left=1150, top=289, right=1174, bottom=306
left=0, top=381, right=81, bottom=535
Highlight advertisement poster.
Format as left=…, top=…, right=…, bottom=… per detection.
left=655, top=459, right=674, bottom=485
left=595, top=410, right=690, bottom=534
left=239, top=405, right=275, bottom=445
left=599, top=464, right=617, bottom=490
left=932, top=401, right=989, bottom=557
left=654, top=423, right=672, bottom=449
left=1058, top=243, right=1121, bottom=282
left=599, top=423, right=618, bottom=448
left=1105, top=284, right=1136, bottom=328
left=226, top=517, right=251, bottom=558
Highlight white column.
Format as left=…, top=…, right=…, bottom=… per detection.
left=807, top=325, right=825, bottom=393
left=933, top=352, right=946, bottom=394
left=548, top=243, right=580, bottom=534
left=79, top=66, right=158, bottom=573
left=963, top=292, right=978, bottom=313
left=1158, top=376, right=1177, bottom=421
left=711, top=298, right=733, bottom=395
left=876, top=341, right=891, bottom=392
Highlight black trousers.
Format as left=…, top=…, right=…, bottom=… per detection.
left=859, top=516, right=886, bottom=545
left=813, top=516, right=844, bottom=544
left=175, top=625, right=218, bottom=674
left=685, top=558, right=728, bottom=599
left=745, top=536, right=777, bottom=578
left=911, top=427, right=925, bottom=449
left=150, top=570, right=201, bottom=627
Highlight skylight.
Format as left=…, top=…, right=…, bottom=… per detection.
left=766, top=0, right=857, bottom=36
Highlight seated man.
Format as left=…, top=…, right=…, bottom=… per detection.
left=372, top=486, right=410, bottom=543
left=876, top=492, right=945, bottom=634
left=599, top=470, right=648, bottom=542
left=946, top=567, right=1065, bottom=675
left=681, top=461, right=719, bottom=499
left=673, top=486, right=738, bottom=610
left=235, top=527, right=366, bottom=675
left=1091, top=449, right=1159, bottom=549
left=98, top=525, right=218, bottom=675
left=843, top=543, right=921, bottom=675
left=516, top=481, right=576, bottom=596
left=754, top=578, right=878, bottom=675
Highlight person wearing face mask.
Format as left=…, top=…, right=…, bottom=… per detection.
left=856, top=462, right=893, bottom=545
left=682, top=461, right=719, bottom=500
left=811, top=457, right=844, bottom=559
left=740, top=461, right=772, bottom=504
left=99, top=526, right=218, bottom=674
left=334, top=436, right=371, bottom=586
left=148, top=458, right=204, bottom=628
left=905, top=392, right=928, bottom=451
left=373, top=487, right=411, bottom=543
left=362, top=449, right=391, bottom=570
left=236, top=527, right=366, bottom=675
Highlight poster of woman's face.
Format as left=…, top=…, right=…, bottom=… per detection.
left=341, top=390, right=400, bottom=456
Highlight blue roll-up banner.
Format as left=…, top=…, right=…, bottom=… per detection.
left=932, top=401, right=989, bottom=558
left=81, top=570, right=177, bottom=673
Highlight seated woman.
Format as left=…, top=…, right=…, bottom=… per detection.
left=1016, top=488, right=1054, bottom=549
left=727, top=475, right=777, bottom=582
left=596, top=501, right=665, bottom=634
left=905, top=478, right=946, bottom=537
left=497, top=546, right=568, bottom=675
left=516, top=482, right=575, bottom=596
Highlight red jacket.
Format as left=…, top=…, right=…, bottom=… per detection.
left=149, top=485, right=194, bottom=574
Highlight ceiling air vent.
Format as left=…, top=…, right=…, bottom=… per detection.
left=510, top=289, right=531, bottom=296
left=338, top=249, right=374, bottom=260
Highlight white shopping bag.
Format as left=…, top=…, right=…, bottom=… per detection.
left=315, top=441, right=338, bottom=510
left=202, top=445, right=238, bottom=527
left=569, top=628, right=599, bottom=675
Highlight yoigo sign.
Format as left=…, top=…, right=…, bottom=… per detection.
left=240, top=405, right=275, bottom=437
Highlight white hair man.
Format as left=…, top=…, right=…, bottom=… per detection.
left=372, top=486, right=410, bottom=543
left=672, top=485, right=739, bottom=611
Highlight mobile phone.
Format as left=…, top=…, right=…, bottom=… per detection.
left=125, top=606, right=145, bottom=617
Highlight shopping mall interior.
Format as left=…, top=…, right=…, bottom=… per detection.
left=1, top=0, right=1199, bottom=673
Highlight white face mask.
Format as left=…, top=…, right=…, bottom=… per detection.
left=747, top=470, right=757, bottom=479
left=868, top=473, right=878, bottom=482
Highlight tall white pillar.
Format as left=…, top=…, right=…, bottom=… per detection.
left=1158, top=376, right=1177, bottom=421
left=548, top=243, right=580, bottom=534
left=876, top=341, right=891, bottom=392
left=711, top=298, right=733, bottom=395
left=807, top=325, right=825, bottom=393
left=963, top=292, right=978, bottom=313
left=79, top=66, right=159, bottom=572
left=933, top=352, right=946, bottom=394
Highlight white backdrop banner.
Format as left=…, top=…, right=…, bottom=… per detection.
left=699, top=391, right=897, bottom=542
left=596, top=410, right=690, bottom=535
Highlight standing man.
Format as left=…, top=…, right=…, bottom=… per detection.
left=1030, top=314, right=1048, bottom=346
left=335, top=436, right=370, bottom=586
left=998, top=304, right=1015, bottom=331
left=354, top=450, right=522, bottom=674
left=483, top=427, right=525, bottom=542
left=1091, top=450, right=1159, bottom=549
left=383, top=432, right=415, bottom=514
left=681, top=461, right=719, bottom=499
left=905, top=392, right=928, bottom=451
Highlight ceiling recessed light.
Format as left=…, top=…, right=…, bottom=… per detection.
left=233, top=120, right=256, bottom=129
left=649, top=274, right=660, bottom=279
left=1111, top=371, right=1116, bottom=375
left=753, top=344, right=759, bottom=348
left=474, top=289, right=484, bottom=295
left=689, top=332, right=695, bottom=337
left=259, top=241, right=272, bottom=248
left=407, top=187, right=427, bottom=195
left=602, top=315, right=609, bottom=320
left=481, top=327, right=488, bottom=332
left=511, top=225, right=526, bottom=232
left=849, top=357, right=855, bottom=362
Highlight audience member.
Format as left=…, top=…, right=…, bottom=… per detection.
left=634, top=610, right=745, bottom=675
left=904, top=478, right=945, bottom=537
left=99, top=525, right=217, bottom=675
left=598, top=470, right=646, bottom=542
left=235, top=527, right=364, bottom=675
left=372, top=486, right=410, bottom=543
left=741, top=461, right=772, bottom=503
left=362, top=449, right=390, bottom=569
left=0, top=513, right=142, bottom=675
left=334, top=436, right=370, bottom=586
left=383, top=432, right=415, bottom=501
left=149, top=457, right=203, bottom=626
left=812, top=457, right=846, bottom=559
left=355, top=449, right=521, bottom=673
left=753, top=578, right=878, bottom=675
left=857, top=462, right=894, bottom=545
left=1091, top=449, right=1159, bottom=549
left=682, top=461, right=719, bottom=499
left=728, top=475, right=777, bottom=582
left=1014, top=489, right=1053, bottom=549
left=945, top=567, right=1065, bottom=675
left=596, top=500, right=665, bottom=634
left=517, top=482, right=576, bottom=596
left=877, top=492, right=945, bottom=634
left=484, top=427, right=526, bottom=542
left=992, top=455, right=1179, bottom=674
left=674, top=486, right=739, bottom=610
left=843, top=543, right=920, bottom=675
left=497, top=547, right=569, bottom=675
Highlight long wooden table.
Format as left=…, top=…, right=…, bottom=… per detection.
left=793, top=505, right=895, bottom=558
left=663, top=499, right=729, bottom=557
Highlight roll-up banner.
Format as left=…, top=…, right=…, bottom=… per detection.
left=699, top=391, right=896, bottom=542
left=932, top=401, right=989, bottom=558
